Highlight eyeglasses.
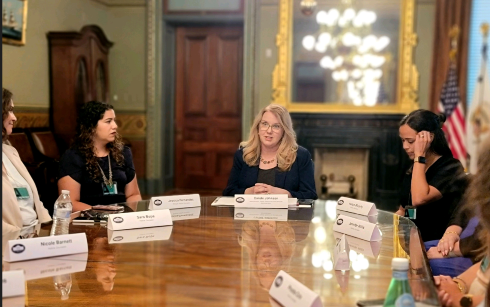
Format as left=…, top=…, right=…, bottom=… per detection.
left=259, top=121, right=282, bottom=132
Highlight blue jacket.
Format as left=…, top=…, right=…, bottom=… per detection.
left=222, top=146, right=318, bottom=199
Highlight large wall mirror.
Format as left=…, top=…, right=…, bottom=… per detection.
left=272, top=0, right=420, bottom=113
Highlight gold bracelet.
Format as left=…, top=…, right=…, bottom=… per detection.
left=445, top=231, right=459, bottom=236
left=452, top=277, right=468, bottom=294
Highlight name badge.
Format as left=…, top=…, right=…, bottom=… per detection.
left=333, top=234, right=350, bottom=271
left=2, top=270, right=25, bottom=298
left=234, top=194, right=288, bottom=208
left=102, top=182, right=118, bottom=195
left=149, top=194, right=201, bottom=210
left=4, top=233, right=88, bottom=262
left=233, top=208, right=288, bottom=221
left=3, top=253, right=88, bottom=281
left=14, top=187, right=29, bottom=200
left=107, top=209, right=172, bottom=230
left=405, top=206, right=417, bottom=220
left=108, top=226, right=173, bottom=244
left=333, top=232, right=382, bottom=259
left=336, top=196, right=377, bottom=216
left=269, top=270, right=323, bottom=307
left=170, top=207, right=201, bottom=221
left=333, top=214, right=382, bottom=242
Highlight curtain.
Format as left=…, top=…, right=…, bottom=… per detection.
left=429, top=0, right=472, bottom=112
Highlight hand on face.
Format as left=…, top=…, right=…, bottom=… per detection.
left=414, top=130, right=433, bottom=157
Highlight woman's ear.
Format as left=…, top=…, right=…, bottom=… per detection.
left=430, top=133, right=434, bottom=141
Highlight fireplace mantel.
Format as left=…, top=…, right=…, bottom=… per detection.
left=291, top=113, right=411, bottom=211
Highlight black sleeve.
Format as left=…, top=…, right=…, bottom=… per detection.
left=58, top=149, right=85, bottom=183
left=123, top=146, right=136, bottom=183
left=222, top=149, right=246, bottom=196
left=428, top=158, right=465, bottom=195
left=289, top=147, right=318, bottom=200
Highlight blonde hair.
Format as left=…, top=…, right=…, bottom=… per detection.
left=240, top=104, right=298, bottom=171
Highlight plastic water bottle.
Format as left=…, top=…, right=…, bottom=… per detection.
left=50, top=190, right=72, bottom=236
left=53, top=274, right=72, bottom=300
left=383, top=258, right=415, bottom=307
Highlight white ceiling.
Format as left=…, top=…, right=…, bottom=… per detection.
left=92, top=0, right=146, bottom=7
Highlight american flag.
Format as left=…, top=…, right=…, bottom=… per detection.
left=438, top=64, right=466, bottom=167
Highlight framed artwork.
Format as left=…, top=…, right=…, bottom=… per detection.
left=2, top=0, right=27, bottom=46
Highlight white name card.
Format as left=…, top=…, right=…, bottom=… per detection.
left=336, top=211, right=378, bottom=224
left=234, top=194, right=288, bottom=208
left=333, top=232, right=382, bottom=259
left=333, top=214, right=382, bottom=242
left=107, top=209, right=172, bottom=230
left=269, top=270, right=323, bottom=307
left=4, top=233, right=88, bottom=262
left=234, top=208, right=288, bottom=221
left=2, top=270, right=25, bottom=298
left=337, top=196, right=377, bottom=216
left=149, top=194, right=200, bottom=210
left=170, top=207, right=201, bottom=221
left=108, top=226, right=173, bottom=244
left=4, top=253, right=88, bottom=281
left=334, top=234, right=350, bottom=271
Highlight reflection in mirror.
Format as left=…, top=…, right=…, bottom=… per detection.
left=293, top=0, right=400, bottom=106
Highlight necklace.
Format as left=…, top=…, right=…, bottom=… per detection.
left=260, top=157, right=276, bottom=164
left=97, top=154, right=113, bottom=187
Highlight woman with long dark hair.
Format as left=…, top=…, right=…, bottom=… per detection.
left=396, top=109, right=466, bottom=242
left=58, top=101, right=141, bottom=212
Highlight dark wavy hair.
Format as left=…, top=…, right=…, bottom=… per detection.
left=73, top=101, right=124, bottom=182
left=2, top=88, right=14, bottom=143
left=399, top=109, right=453, bottom=157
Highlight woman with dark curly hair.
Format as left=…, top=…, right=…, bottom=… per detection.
left=396, top=109, right=467, bottom=242
left=58, top=101, right=141, bottom=212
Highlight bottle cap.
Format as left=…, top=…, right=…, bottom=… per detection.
left=391, top=258, right=409, bottom=270
left=61, top=190, right=70, bottom=195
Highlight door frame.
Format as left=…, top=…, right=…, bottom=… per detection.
left=161, top=16, right=244, bottom=193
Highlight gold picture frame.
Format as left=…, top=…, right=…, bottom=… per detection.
left=272, top=0, right=419, bottom=114
left=2, top=0, right=28, bottom=46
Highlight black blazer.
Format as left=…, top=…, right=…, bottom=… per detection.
left=222, top=146, right=318, bottom=199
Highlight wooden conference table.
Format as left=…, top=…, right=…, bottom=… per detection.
left=2, top=198, right=440, bottom=306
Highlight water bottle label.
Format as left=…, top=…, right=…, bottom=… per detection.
left=392, top=271, right=408, bottom=280
left=395, top=293, right=415, bottom=307
left=54, top=209, right=71, bottom=219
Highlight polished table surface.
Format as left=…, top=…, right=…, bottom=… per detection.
left=2, top=198, right=440, bottom=306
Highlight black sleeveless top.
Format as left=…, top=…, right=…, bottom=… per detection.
left=257, top=167, right=276, bottom=186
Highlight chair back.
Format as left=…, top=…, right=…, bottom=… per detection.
left=8, top=132, right=36, bottom=164
left=31, top=131, right=60, bottom=160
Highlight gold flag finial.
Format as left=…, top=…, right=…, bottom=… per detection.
left=449, top=25, right=460, bottom=63
left=481, top=23, right=489, bottom=38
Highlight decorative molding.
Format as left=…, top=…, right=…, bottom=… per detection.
left=115, top=113, right=146, bottom=137
left=146, top=0, right=157, bottom=178
left=92, top=0, right=146, bottom=7
left=15, top=112, right=49, bottom=128
left=271, top=0, right=420, bottom=114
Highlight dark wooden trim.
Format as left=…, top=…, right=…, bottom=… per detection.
left=47, top=25, right=114, bottom=51
left=164, top=0, right=244, bottom=15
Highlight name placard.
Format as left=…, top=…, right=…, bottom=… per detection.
left=108, top=226, right=173, bottom=244
left=170, top=207, right=201, bottom=221
left=269, top=270, right=323, bottom=307
left=333, top=232, right=382, bottom=259
left=234, top=194, right=289, bottom=208
left=4, top=253, right=88, bottom=281
left=337, top=196, right=377, bottom=216
left=333, top=234, right=350, bottom=270
left=336, top=211, right=377, bottom=224
left=333, top=214, right=382, bottom=241
left=2, top=270, right=25, bottom=298
left=234, top=208, right=288, bottom=221
left=149, top=194, right=200, bottom=210
left=107, top=209, right=172, bottom=230
left=4, top=233, right=88, bottom=262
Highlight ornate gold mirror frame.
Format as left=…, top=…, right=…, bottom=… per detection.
left=272, top=0, right=419, bottom=114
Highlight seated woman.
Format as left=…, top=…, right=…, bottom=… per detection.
left=435, top=136, right=490, bottom=307
left=223, top=104, right=317, bottom=199
left=396, top=109, right=466, bottom=242
left=58, top=101, right=142, bottom=212
left=2, top=88, right=51, bottom=238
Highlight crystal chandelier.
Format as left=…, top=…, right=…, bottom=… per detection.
left=301, top=1, right=391, bottom=106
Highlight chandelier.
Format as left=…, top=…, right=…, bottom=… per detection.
left=301, top=1, right=391, bottom=106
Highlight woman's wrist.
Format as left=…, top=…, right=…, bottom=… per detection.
left=452, top=277, right=468, bottom=294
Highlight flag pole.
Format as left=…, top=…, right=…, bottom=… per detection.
left=449, top=25, right=460, bottom=64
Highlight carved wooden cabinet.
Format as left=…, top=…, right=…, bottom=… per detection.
left=47, top=25, right=113, bottom=148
